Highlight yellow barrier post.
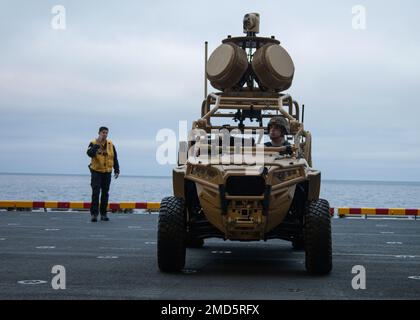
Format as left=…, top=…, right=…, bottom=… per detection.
left=15, top=201, right=33, bottom=211
left=338, top=208, right=349, bottom=218
left=44, top=202, right=58, bottom=210
left=0, top=201, right=16, bottom=210
left=69, top=202, right=85, bottom=210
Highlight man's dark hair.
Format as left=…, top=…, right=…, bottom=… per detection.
left=98, top=126, right=109, bottom=133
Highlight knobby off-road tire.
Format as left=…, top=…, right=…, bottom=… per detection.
left=157, top=196, right=186, bottom=272
left=292, top=237, right=305, bottom=250
left=304, top=199, right=332, bottom=275
left=186, top=235, right=204, bottom=248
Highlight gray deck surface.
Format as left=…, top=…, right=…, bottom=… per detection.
left=0, top=211, right=419, bottom=300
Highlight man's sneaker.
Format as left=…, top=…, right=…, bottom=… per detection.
left=91, top=215, right=98, bottom=222
left=100, top=215, right=110, bottom=221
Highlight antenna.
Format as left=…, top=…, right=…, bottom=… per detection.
left=204, top=41, right=208, bottom=98
left=302, top=104, right=305, bottom=123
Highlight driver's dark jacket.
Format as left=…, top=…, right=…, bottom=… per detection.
left=264, top=140, right=291, bottom=147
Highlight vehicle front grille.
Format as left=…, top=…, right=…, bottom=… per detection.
left=225, top=176, right=266, bottom=196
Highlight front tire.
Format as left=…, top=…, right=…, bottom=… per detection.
left=304, top=199, right=332, bottom=275
left=186, top=235, right=204, bottom=248
left=157, top=196, right=186, bottom=272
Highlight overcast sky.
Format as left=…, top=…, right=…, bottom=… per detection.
left=0, top=0, right=419, bottom=181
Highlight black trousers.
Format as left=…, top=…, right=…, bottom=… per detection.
left=90, top=171, right=112, bottom=216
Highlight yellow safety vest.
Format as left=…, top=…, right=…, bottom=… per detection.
left=89, top=139, right=115, bottom=173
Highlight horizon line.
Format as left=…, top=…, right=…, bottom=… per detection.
left=0, top=172, right=419, bottom=184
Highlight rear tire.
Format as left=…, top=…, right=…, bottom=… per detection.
left=304, top=199, right=332, bottom=275
left=157, top=196, right=186, bottom=272
left=292, top=238, right=305, bottom=250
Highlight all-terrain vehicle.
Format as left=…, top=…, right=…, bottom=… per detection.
left=157, top=13, right=332, bottom=274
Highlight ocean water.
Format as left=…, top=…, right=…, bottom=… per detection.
left=0, top=174, right=420, bottom=209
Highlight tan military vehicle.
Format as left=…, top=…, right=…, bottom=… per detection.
left=157, top=13, right=332, bottom=274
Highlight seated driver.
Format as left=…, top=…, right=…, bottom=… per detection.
left=264, top=117, right=291, bottom=147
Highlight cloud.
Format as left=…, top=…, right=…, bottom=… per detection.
left=0, top=32, right=205, bottom=115
left=0, top=0, right=419, bottom=179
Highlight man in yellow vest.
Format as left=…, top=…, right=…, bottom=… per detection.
left=87, top=126, right=120, bottom=222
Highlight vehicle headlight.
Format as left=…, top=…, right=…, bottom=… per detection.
left=274, top=168, right=302, bottom=183
left=190, top=166, right=219, bottom=180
